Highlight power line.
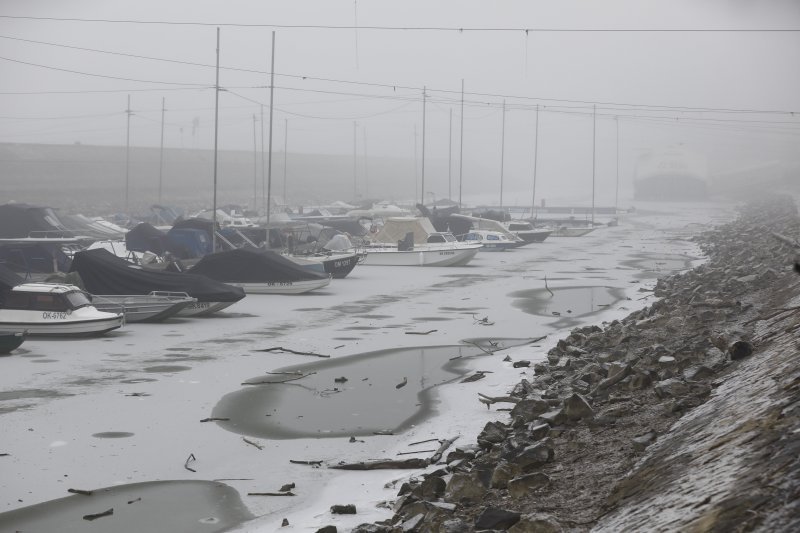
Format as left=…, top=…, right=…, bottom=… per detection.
left=1, top=15, right=798, bottom=32
left=2, top=33, right=797, bottom=115
left=0, top=55, right=211, bottom=86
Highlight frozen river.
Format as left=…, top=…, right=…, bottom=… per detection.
left=0, top=202, right=732, bottom=532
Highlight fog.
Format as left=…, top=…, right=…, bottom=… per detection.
left=1, top=0, right=798, bottom=209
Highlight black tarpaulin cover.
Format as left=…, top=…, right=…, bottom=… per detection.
left=0, top=263, right=25, bottom=292
left=125, top=223, right=170, bottom=255
left=69, top=249, right=245, bottom=303
left=186, top=249, right=328, bottom=283
left=0, top=203, right=67, bottom=238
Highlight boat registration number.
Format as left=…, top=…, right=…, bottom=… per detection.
left=333, top=259, right=351, bottom=267
left=42, top=311, right=68, bottom=320
left=188, top=302, right=210, bottom=310
left=439, top=251, right=455, bottom=256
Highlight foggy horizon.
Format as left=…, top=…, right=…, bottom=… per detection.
left=1, top=1, right=799, bottom=209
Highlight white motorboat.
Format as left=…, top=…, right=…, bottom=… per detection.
left=503, top=221, right=552, bottom=243
left=462, top=230, right=524, bottom=251
left=89, top=291, right=197, bottom=323
left=549, top=225, right=596, bottom=237
left=361, top=243, right=481, bottom=266
left=0, top=282, right=123, bottom=336
left=362, top=217, right=482, bottom=266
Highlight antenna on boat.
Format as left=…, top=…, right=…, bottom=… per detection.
left=212, top=27, right=221, bottom=254
left=266, top=30, right=276, bottom=226
left=252, top=114, right=258, bottom=212
left=353, top=121, right=357, bottom=201
left=283, top=118, right=288, bottom=208
left=448, top=108, right=453, bottom=201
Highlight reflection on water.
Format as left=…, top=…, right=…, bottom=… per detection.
left=212, top=344, right=495, bottom=439
left=620, top=252, right=696, bottom=278
left=510, top=286, right=626, bottom=318
left=0, top=480, right=253, bottom=533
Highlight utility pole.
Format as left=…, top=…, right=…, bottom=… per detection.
left=212, top=27, right=221, bottom=253
left=458, top=79, right=464, bottom=208
left=266, top=31, right=276, bottom=225
left=158, top=97, right=165, bottom=204
left=260, top=104, right=265, bottom=214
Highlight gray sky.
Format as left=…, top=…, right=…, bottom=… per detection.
left=1, top=0, right=799, bottom=204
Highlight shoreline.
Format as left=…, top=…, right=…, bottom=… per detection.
left=343, top=196, right=800, bottom=533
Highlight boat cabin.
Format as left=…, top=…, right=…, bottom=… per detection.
left=1, top=283, right=93, bottom=312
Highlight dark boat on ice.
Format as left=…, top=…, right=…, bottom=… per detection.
left=70, top=249, right=245, bottom=316
left=185, top=249, right=331, bottom=294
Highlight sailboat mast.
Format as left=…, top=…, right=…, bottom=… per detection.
left=500, top=99, right=506, bottom=209
left=421, top=86, right=427, bottom=206
left=448, top=108, right=452, bottom=201
left=283, top=118, right=288, bottom=208
left=266, top=31, right=276, bottom=226
left=615, top=116, right=620, bottom=213
left=158, top=97, right=165, bottom=205
left=212, top=28, right=220, bottom=253
left=252, top=114, right=257, bottom=211
left=125, top=94, right=131, bottom=212
left=458, top=79, right=464, bottom=207
left=531, top=104, right=539, bottom=219
left=591, top=104, right=596, bottom=227
left=353, top=121, right=357, bottom=200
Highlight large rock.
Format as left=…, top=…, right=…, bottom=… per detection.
left=510, top=398, right=551, bottom=422
left=654, top=378, right=690, bottom=399
left=478, top=421, right=509, bottom=448
left=563, top=393, right=594, bottom=420
left=474, top=507, right=521, bottom=530
left=412, top=475, right=446, bottom=500
left=444, top=472, right=487, bottom=503
left=491, top=460, right=516, bottom=489
left=514, top=440, right=554, bottom=470
left=508, top=472, right=551, bottom=498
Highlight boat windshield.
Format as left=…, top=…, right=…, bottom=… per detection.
left=64, top=291, right=93, bottom=309
left=3, top=292, right=69, bottom=311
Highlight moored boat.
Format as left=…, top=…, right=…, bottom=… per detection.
left=185, top=249, right=332, bottom=295
left=0, top=282, right=123, bottom=336
left=0, top=331, right=26, bottom=354
left=89, top=292, right=197, bottom=323
left=503, top=221, right=552, bottom=243
left=362, top=217, right=482, bottom=266
left=462, top=230, right=525, bottom=251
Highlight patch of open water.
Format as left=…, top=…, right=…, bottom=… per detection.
left=212, top=340, right=530, bottom=439
left=510, top=286, right=627, bottom=318
left=0, top=480, right=253, bottom=533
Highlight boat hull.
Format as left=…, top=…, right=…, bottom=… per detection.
left=0, top=332, right=25, bottom=354
left=228, top=276, right=332, bottom=294
left=360, top=245, right=481, bottom=266
left=513, top=229, right=552, bottom=243
left=91, top=293, right=196, bottom=323
left=0, top=315, right=123, bottom=336
left=550, top=227, right=595, bottom=237
left=176, top=301, right=236, bottom=317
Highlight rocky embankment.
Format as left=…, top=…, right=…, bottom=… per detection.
left=349, top=196, right=800, bottom=533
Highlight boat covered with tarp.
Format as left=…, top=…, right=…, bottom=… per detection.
left=70, top=249, right=245, bottom=316
left=185, top=249, right=331, bottom=294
